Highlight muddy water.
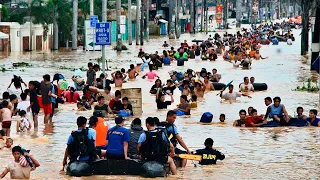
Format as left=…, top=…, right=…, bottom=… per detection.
left=0, top=27, right=319, bottom=180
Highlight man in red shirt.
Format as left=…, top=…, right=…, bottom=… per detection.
left=108, top=90, right=122, bottom=114
left=245, top=109, right=267, bottom=127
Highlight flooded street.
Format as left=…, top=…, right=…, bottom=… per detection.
left=0, top=27, right=320, bottom=180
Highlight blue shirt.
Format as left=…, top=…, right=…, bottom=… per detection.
left=306, top=118, right=320, bottom=126
left=138, top=130, right=168, bottom=145
left=269, top=104, right=283, bottom=118
left=167, top=124, right=178, bottom=136
left=67, top=128, right=96, bottom=161
left=106, top=125, right=130, bottom=155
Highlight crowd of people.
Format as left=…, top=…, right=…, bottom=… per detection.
left=0, top=20, right=318, bottom=179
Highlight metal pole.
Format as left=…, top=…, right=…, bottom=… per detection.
left=128, top=0, right=132, bottom=45
left=169, top=0, right=176, bottom=39
left=72, top=0, right=78, bottom=50
left=140, top=0, right=144, bottom=45
left=146, top=0, right=149, bottom=41
left=116, top=0, right=122, bottom=51
left=136, top=0, right=141, bottom=45
left=90, top=0, right=95, bottom=52
left=102, top=0, right=107, bottom=84
left=90, top=0, right=94, bottom=16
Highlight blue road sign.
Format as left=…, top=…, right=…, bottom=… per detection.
left=90, top=15, right=99, bottom=27
left=95, top=22, right=111, bottom=45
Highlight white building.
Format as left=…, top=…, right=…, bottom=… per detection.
left=0, top=22, right=53, bottom=52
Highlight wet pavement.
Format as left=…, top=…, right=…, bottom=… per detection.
left=0, top=26, right=319, bottom=180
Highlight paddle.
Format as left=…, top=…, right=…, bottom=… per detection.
left=177, top=154, right=202, bottom=161
left=216, top=80, right=234, bottom=96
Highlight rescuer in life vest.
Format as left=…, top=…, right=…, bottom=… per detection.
left=194, top=138, right=225, bottom=165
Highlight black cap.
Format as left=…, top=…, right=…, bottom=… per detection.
left=115, top=116, right=125, bottom=124
left=93, top=110, right=104, bottom=117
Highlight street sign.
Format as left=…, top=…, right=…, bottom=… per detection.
left=95, top=22, right=111, bottom=45
left=90, top=15, right=99, bottom=27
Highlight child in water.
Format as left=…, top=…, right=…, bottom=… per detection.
left=17, top=110, right=31, bottom=132
left=219, top=114, right=226, bottom=123
left=77, top=96, right=91, bottom=111
left=190, top=95, right=198, bottom=108
left=5, top=138, right=13, bottom=149
left=0, top=100, right=12, bottom=136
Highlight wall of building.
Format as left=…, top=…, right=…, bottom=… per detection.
left=0, top=22, right=52, bottom=52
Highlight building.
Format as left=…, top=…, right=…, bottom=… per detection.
left=0, top=22, right=52, bottom=52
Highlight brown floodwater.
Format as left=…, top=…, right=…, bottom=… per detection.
left=0, top=26, right=319, bottom=180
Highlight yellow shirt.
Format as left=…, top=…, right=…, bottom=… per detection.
left=191, top=102, right=197, bottom=108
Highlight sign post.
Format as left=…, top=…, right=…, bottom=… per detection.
left=90, top=15, right=98, bottom=53
left=96, top=22, right=111, bottom=82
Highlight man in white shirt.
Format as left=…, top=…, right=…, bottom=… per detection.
left=16, top=93, right=30, bottom=114
left=220, top=84, right=251, bottom=100
left=239, top=77, right=254, bottom=92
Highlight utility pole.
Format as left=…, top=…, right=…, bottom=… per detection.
left=201, top=0, right=204, bottom=31
left=236, top=0, right=241, bottom=28
left=169, top=0, right=176, bottom=39
left=223, top=0, right=228, bottom=28
left=102, top=0, right=107, bottom=78
left=140, top=0, right=144, bottom=45
left=190, top=0, right=195, bottom=33
left=128, top=0, right=132, bottom=45
left=116, top=0, right=122, bottom=51
left=205, top=0, right=208, bottom=34
left=29, top=0, right=32, bottom=51
left=146, top=0, right=149, bottom=41
left=72, top=0, right=78, bottom=50
left=136, top=0, right=140, bottom=45
left=176, top=0, right=181, bottom=38
left=90, top=0, right=94, bottom=16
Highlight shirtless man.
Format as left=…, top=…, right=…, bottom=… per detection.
left=127, top=64, right=139, bottom=81
left=111, top=71, right=127, bottom=88
left=203, top=76, right=214, bottom=91
left=254, top=50, right=267, bottom=60
left=194, top=81, right=206, bottom=99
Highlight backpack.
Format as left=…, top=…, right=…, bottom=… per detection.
left=140, top=130, right=170, bottom=164
left=68, top=128, right=96, bottom=162
left=159, top=122, right=176, bottom=142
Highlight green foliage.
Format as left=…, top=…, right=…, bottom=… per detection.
left=295, top=79, right=320, bottom=92
left=2, top=5, right=9, bottom=20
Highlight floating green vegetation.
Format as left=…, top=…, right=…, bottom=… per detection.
left=12, top=62, right=32, bottom=67
left=59, top=66, right=86, bottom=71
left=295, top=79, right=320, bottom=92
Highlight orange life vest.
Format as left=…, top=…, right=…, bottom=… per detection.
left=94, top=117, right=109, bottom=147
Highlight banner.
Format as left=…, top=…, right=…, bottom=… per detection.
left=216, top=4, right=223, bottom=24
